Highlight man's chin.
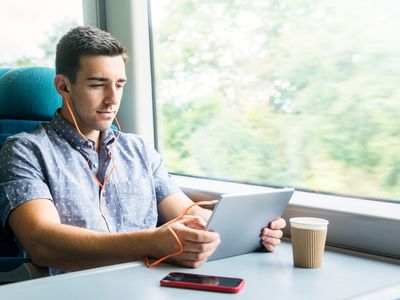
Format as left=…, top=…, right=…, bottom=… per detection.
left=94, top=120, right=115, bottom=132
left=99, top=124, right=114, bottom=131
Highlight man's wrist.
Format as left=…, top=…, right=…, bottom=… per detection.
left=130, top=227, right=158, bottom=259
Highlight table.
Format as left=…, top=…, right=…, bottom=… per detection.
left=0, top=242, right=399, bottom=299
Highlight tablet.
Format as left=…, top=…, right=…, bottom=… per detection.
left=206, top=188, right=294, bottom=261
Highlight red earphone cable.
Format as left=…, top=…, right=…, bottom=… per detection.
left=64, top=95, right=214, bottom=265
left=64, top=95, right=121, bottom=227
left=145, top=200, right=216, bottom=267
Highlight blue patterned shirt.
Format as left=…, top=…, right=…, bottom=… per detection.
left=0, top=112, right=180, bottom=274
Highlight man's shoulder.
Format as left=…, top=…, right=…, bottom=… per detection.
left=2, top=124, right=52, bottom=150
left=117, top=132, right=148, bottom=147
left=115, top=132, right=155, bottom=156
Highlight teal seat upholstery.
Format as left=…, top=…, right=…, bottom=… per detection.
left=0, top=68, right=12, bottom=78
left=0, top=67, right=62, bottom=145
left=0, top=66, right=118, bottom=283
left=0, top=67, right=60, bottom=283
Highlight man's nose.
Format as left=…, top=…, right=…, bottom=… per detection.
left=104, top=85, right=119, bottom=104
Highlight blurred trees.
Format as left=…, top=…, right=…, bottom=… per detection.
left=151, top=0, right=400, bottom=200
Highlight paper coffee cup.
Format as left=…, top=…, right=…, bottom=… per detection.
left=290, top=217, right=329, bottom=268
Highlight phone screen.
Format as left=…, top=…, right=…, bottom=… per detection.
left=160, top=272, right=245, bottom=293
left=164, top=272, right=242, bottom=286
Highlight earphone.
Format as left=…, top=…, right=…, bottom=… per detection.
left=62, top=87, right=210, bottom=267
left=63, top=92, right=122, bottom=232
left=145, top=200, right=218, bottom=267
left=61, top=85, right=69, bottom=93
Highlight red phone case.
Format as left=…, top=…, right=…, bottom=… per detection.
left=160, top=272, right=245, bottom=293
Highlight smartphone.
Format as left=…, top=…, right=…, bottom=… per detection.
left=160, top=272, right=245, bottom=293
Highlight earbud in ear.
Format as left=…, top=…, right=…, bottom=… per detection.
left=61, top=84, right=69, bottom=93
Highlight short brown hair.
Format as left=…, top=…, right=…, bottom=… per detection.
left=55, top=26, right=128, bottom=83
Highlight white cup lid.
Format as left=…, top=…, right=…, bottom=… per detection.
left=290, top=217, right=329, bottom=230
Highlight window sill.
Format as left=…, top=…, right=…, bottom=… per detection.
left=173, top=174, right=400, bottom=260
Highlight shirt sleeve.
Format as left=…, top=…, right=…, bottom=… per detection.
left=145, top=142, right=181, bottom=204
left=0, top=136, right=52, bottom=227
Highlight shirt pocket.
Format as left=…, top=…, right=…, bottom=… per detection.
left=54, top=172, right=99, bottom=229
left=115, top=177, right=157, bottom=231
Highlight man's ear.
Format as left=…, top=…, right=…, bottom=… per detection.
left=54, top=75, right=71, bottom=95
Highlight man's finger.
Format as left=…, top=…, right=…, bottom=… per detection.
left=181, top=237, right=221, bottom=253
left=262, top=228, right=283, bottom=239
left=180, top=215, right=207, bottom=229
left=262, top=240, right=277, bottom=252
left=261, top=235, right=281, bottom=247
left=269, top=218, right=286, bottom=230
left=172, top=222, right=220, bottom=243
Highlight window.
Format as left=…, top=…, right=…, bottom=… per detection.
left=0, top=0, right=83, bottom=67
left=149, top=0, right=400, bottom=202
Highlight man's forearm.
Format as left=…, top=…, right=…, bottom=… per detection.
left=25, top=223, right=156, bottom=272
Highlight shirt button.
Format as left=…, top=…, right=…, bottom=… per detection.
left=77, top=146, right=80, bottom=150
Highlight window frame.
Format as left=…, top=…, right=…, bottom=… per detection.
left=101, top=0, right=400, bottom=260
left=174, top=175, right=400, bottom=259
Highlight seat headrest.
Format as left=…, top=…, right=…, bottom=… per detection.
left=0, top=67, right=62, bottom=120
left=0, top=68, right=12, bottom=79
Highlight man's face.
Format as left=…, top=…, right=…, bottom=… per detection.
left=63, top=55, right=127, bottom=138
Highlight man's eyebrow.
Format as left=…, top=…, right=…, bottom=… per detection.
left=86, top=77, right=108, bottom=82
left=86, top=77, right=127, bottom=82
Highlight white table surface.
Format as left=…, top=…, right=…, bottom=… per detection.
left=0, top=242, right=399, bottom=300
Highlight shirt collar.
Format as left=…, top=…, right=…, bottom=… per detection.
left=51, top=111, right=116, bottom=151
left=101, top=126, right=117, bottom=147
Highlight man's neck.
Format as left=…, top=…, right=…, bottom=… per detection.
left=59, top=108, right=101, bottom=153
left=87, top=132, right=102, bottom=154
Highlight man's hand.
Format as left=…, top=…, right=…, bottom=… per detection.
left=151, top=215, right=221, bottom=268
left=260, top=218, right=286, bottom=252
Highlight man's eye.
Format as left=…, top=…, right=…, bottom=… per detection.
left=90, top=84, right=104, bottom=88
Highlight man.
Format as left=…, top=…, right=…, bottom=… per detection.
left=0, top=26, right=285, bottom=275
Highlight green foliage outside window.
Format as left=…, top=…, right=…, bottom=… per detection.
left=151, top=0, right=400, bottom=201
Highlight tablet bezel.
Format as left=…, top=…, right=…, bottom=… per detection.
left=206, top=188, right=294, bottom=261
